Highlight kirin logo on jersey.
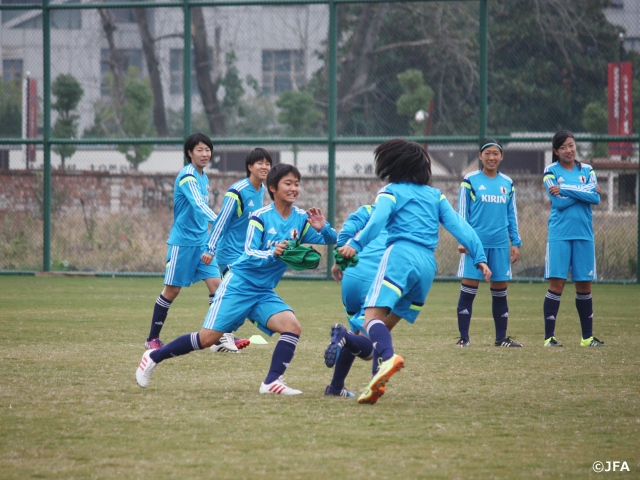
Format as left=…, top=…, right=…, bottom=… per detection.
left=480, top=194, right=507, bottom=204
left=500, top=186, right=508, bottom=195
left=579, top=175, right=586, bottom=183
left=290, top=229, right=299, bottom=241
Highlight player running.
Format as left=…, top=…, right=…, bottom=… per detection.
left=455, top=139, right=523, bottom=348
left=338, top=139, right=491, bottom=404
left=542, top=130, right=605, bottom=348
left=143, top=133, right=221, bottom=351
left=136, top=163, right=338, bottom=395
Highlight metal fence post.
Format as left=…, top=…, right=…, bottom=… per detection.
left=326, top=0, right=337, bottom=279
left=43, top=0, right=52, bottom=272
left=183, top=0, right=192, bottom=158
left=479, top=0, right=488, bottom=143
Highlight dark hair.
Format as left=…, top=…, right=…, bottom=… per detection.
left=267, top=163, right=301, bottom=200
left=479, top=138, right=503, bottom=153
left=374, top=138, right=431, bottom=185
left=245, top=147, right=273, bottom=177
left=184, top=133, right=213, bottom=163
left=552, top=130, right=580, bottom=168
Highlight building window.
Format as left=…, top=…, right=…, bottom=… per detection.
left=262, top=50, right=305, bottom=95
left=619, top=174, right=636, bottom=206
left=100, top=49, right=143, bottom=96
left=3, top=59, right=23, bottom=83
left=109, top=8, right=136, bottom=24
left=169, top=49, right=213, bottom=95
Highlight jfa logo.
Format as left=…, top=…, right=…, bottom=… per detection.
left=290, top=229, right=299, bottom=240
left=579, top=175, right=586, bottom=183
left=593, top=461, right=630, bottom=472
left=499, top=186, right=507, bottom=195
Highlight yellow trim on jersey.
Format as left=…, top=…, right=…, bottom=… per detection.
left=165, top=261, right=171, bottom=269
left=382, top=279, right=402, bottom=297
left=377, top=192, right=396, bottom=203
left=249, top=219, right=264, bottom=232
left=179, top=175, right=197, bottom=187
left=225, top=191, right=242, bottom=217
left=543, top=174, right=555, bottom=182
left=409, top=304, right=422, bottom=311
left=364, top=204, right=373, bottom=214
left=439, top=194, right=447, bottom=202
left=301, top=221, right=311, bottom=239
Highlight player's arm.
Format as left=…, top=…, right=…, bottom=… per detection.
left=346, top=191, right=394, bottom=254
left=337, top=205, right=372, bottom=247
left=206, top=189, right=239, bottom=256
left=243, top=215, right=278, bottom=266
left=457, top=180, right=472, bottom=254
left=558, top=182, right=600, bottom=205
left=181, top=174, right=218, bottom=223
left=544, top=171, right=578, bottom=211
left=507, top=185, right=522, bottom=248
left=300, top=208, right=338, bottom=245
left=439, top=195, right=487, bottom=267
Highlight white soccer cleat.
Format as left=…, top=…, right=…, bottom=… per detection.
left=210, top=333, right=240, bottom=353
left=136, top=349, right=157, bottom=388
left=259, top=376, right=302, bottom=395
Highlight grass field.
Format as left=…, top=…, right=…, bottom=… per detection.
left=1, top=276, right=639, bottom=479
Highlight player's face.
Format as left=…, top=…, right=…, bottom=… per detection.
left=479, top=146, right=503, bottom=175
left=553, top=138, right=576, bottom=167
left=248, top=158, right=271, bottom=182
left=188, top=142, right=212, bottom=171
left=271, top=172, right=300, bottom=205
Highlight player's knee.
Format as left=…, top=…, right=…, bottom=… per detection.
left=198, top=329, right=221, bottom=348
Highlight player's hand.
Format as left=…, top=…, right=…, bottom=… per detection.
left=307, top=207, right=327, bottom=231
left=549, top=185, right=560, bottom=196
left=338, top=244, right=357, bottom=260
left=201, top=252, right=213, bottom=266
left=331, top=264, right=343, bottom=283
left=478, top=262, right=492, bottom=282
left=595, top=183, right=601, bottom=194
left=273, top=240, right=289, bottom=258
left=510, top=246, right=520, bottom=264
left=457, top=245, right=469, bottom=255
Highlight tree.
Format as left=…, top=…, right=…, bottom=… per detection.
left=0, top=78, right=22, bottom=138
left=276, top=90, right=323, bottom=165
left=52, top=74, right=83, bottom=169
left=582, top=99, right=608, bottom=158
left=115, top=67, right=155, bottom=171
left=396, top=69, right=434, bottom=136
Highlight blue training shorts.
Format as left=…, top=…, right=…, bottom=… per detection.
left=545, top=240, right=596, bottom=281
left=341, top=272, right=371, bottom=317
left=164, top=244, right=220, bottom=287
left=364, top=242, right=436, bottom=323
left=202, top=272, right=292, bottom=336
left=457, top=247, right=512, bottom=282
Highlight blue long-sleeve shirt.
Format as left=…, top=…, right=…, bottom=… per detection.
left=543, top=161, right=600, bottom=242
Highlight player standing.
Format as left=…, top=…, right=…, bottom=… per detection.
left=143, top=133, right=221, bottom=350
left=338, top=139, right=491, bottom=404
left=136, top=164, right=338, bottom=394
left=455, top=139, right=523, bottom=347
left=542, top=130, right=605, bottom=347
left=203, top=148, right=272, bottom=352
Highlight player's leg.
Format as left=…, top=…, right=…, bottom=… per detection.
left=572, top=240, right=604, bottom=347
left=544, top=241, right=569, bottom=347
left=259, top=309, right=303, bottom=395
left=457, top=252, right=481, bottom=347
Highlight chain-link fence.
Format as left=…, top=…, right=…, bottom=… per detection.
left=0, top=1, right=638, bottom=281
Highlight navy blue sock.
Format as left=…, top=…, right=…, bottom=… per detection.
left=372, top=349, right=380, bottom=376
left=491, top=287, right=509, bottom=341
left=148, top=294, right=172, bottom=340
left=575, top=291, right=593, bottom=339
left=544, top=290, right=561, bottom=339
left=344, top=332, right=374, bottom=359
left=330, top=350, right=356, bottom=391
left=149, top=332, right=202, bottom=363
left=457, top=284, right=477, bottom=340
left=367, top=319, right=394, bottom=362
left=264, top=333, right=299, bottom=384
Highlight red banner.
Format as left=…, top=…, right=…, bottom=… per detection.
left=608, top=62, right=633, bottom=157
left=27, top=78, right=38, bottom=163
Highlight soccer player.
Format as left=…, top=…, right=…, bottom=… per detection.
left=143, top=133, right=223, bottom=351
left=136, top=163, right=338, bottom=394
left=338, top=139, right=491, bottom=404
left=203, top=148, right=272, bottom=352
left=542, top=130, right=605, bottom=347
left=323, top=204, right=387, bottom=398
left=455, top=139, right=523, bottom=348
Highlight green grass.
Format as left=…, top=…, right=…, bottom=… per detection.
left=1, top=277, right=639, bottom=479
